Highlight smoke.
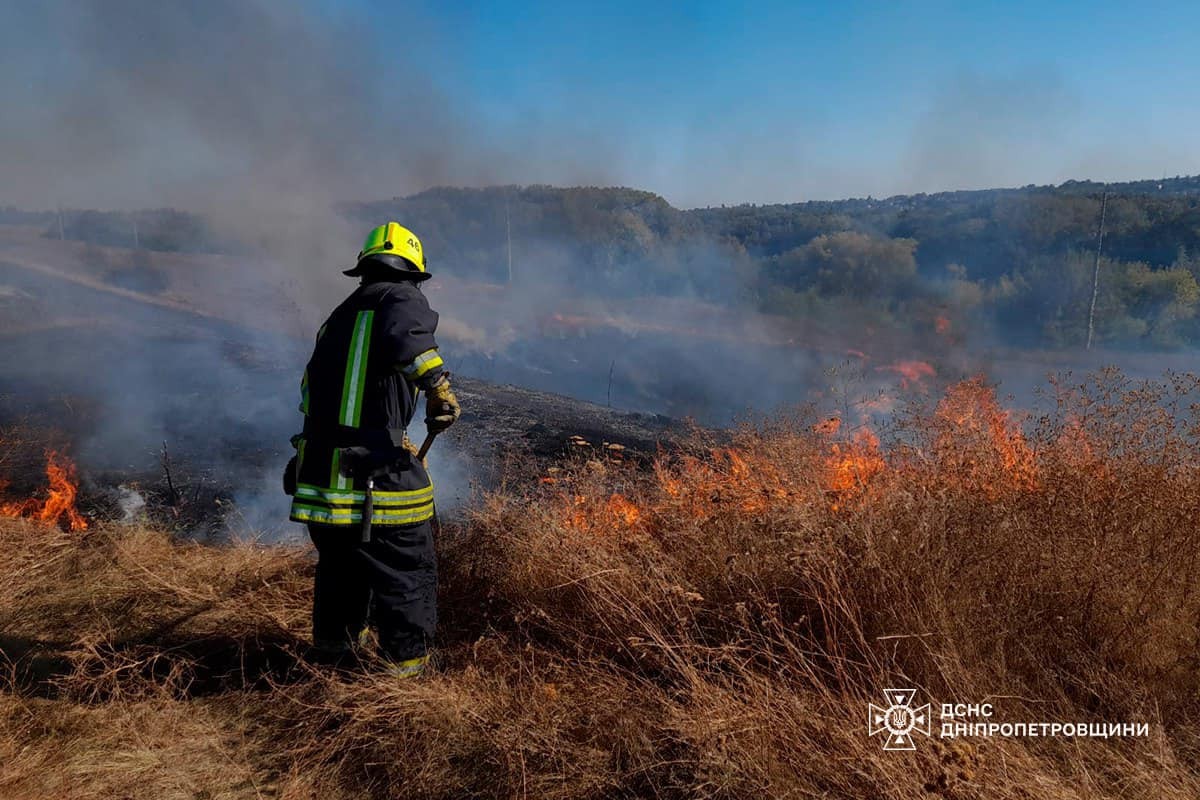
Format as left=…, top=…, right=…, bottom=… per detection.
left=0, top=1, right=634, bottom=538
left=5, top=2, right=1187, bottom=543
left=0, top=0, right=619, bottom=312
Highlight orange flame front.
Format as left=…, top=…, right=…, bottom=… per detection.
left=817, top=420, right=886, bottom=511
left=825, top=428, right=885, bottom=497
left=1, top=450, right=88, bottom=531
left=540, top=376, right=1054, bottom=535
left=877, top=359, right=936, bottom=390
left=607, top=493, right=641, bottom=525
left=932, top=378, right=1037, bottom=495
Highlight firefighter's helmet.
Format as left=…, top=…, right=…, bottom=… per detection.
left=344, top=222, right=430, bottom=280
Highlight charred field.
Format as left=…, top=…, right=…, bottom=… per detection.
left=2, top=230, right=1200, bottom=798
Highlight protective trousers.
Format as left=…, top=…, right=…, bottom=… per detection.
left=308, top=520, right=437, bottom=662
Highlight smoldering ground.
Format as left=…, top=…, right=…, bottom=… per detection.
left=0, top=1, right=492, bottom=537
left=0, top=0, right=531, bottom=536
left=0, top=0, right=863, bottom=538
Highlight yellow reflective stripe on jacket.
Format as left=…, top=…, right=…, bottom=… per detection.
left=290, top=501, right=435, bottom=526
left=339, top=310, right=374, bottom=427
left=330, top=449, right=349, bottom=491
left=400, top=348, right=443, bottom=379
left=292, top=504, right=434, bottom=522
left=294, top=482, right=434, bottom=507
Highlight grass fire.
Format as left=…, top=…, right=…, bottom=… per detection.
left=6, top=3, right=1200, bottom=796
left=3, top=371, right=1200, bottom=798
left=0, top=449, right=88, bottom=531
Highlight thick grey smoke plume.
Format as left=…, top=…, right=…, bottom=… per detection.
left=1, top=0, right=576, bottom=302
left=2, top=1, right=500, bottom=203
left=0, top=1, right=550, bottom=537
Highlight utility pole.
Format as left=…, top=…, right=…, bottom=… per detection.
left=1085, top=190, right=1109, bottom=350
left=607, top=359, right=615, bottom=408
left=56, top=206, right=65, bottom=240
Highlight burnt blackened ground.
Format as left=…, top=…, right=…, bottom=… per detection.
left=0, top=232, right=695, bottom=533
left=448, top=376, right=687, bottom=464
left=1, top=363, right=693, bottom=536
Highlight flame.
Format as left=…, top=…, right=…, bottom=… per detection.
left=935, top=315, right=951, bottom=335
left=858, top=394, right=897, bottom=417
left=933, top=378, right=1037, bottom=494
left=649, top=448, right=793, bottom=519
left=718, top=448, right=791, bottom=512
left=1, top=450, right=88, bottom=531
left=556, top=490, right=643, bottom=533
left=607, top=493, right=641, bottom=525
left=823, top=427, right=886, bottom=510
left=877, top=359, right=935, bottom=389
left=540, top=377, right=1052, bottom=538
left=725, top=448, right=751, bottom=480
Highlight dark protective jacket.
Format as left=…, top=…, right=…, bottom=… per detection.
left=288, top=277, right=446, bottom=528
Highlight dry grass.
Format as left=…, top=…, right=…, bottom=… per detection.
left=2, top=368, right=1200, bottom=798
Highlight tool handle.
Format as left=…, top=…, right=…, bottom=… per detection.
left=416, top=432, right=438, bottom=461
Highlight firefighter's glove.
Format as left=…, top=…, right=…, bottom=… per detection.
left=424, top=374, right=460, bottom=434
left=401, top=432, right=427, bottom=468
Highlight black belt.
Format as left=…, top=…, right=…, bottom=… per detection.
left=302, top=424, right=407, bottom=450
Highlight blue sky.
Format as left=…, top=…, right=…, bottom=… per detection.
left=374, top=0, right=1200, bottom=206
left=4, top=1, right=1199, bottom=210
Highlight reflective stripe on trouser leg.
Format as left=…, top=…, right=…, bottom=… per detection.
left=386, top=654, right=428, bottom=679
left=362, top=477, right=374, bottom=544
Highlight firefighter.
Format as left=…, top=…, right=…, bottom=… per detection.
left=283, top=222, right=460, bottom=678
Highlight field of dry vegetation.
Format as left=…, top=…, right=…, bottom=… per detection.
left=2, top=369, right=1200, bottom=799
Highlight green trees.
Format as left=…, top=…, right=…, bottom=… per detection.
left=767, top=231, right=918, bottom=299
left=999, top=251, right=1200, bottom=348
left=33, top=174, right=1200, bottom=351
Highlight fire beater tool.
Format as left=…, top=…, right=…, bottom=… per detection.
left=417, top=431, right=438, bottom=461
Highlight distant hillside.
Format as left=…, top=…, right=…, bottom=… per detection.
left=347, top=186, right=717, bottom=299
left=13, top=174, right=1200, bottom=349
left=354, top=176, right=1200, bottom=280
left=354, top=177, right=1200, bottom=348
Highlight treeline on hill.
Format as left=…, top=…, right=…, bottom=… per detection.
left=15, top=175, right=1200, bottom=348
left=353, top=179, right=1200, bottom=349
left=1, top=206, right=226, bottom=254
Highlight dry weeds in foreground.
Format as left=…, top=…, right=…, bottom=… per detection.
left=2, top=370, right=1200, bottom=799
